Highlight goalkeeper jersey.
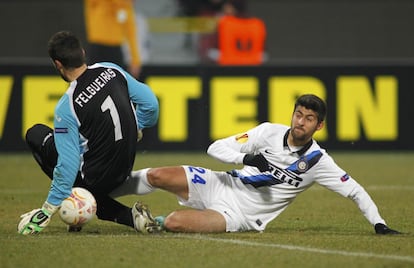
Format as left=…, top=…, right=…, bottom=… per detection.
left=47, top=62, right=158, bottom=205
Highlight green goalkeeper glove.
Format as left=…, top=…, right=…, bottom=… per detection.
left=18, top=202, right=59, bottom=235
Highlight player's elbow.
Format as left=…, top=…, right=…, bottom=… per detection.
left=206, top=141, right=218, bottom=157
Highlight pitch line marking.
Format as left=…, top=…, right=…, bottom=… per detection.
left=2, top=185, right=413, bottom=195
left=176, top=234, right=414, bottom=263
left=307, top=185, right=414, bottom=191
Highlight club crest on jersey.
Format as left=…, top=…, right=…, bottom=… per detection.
left=235, top=133, right=248, bottom=143
left=296, top=158, right=308, bottom=172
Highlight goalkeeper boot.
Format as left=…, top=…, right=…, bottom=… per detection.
left=132, top=201, right=163, bottom=234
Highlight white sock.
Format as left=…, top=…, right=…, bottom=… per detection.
left=131, top=168, right=155, bottom=194
left=109, top=168, right=155, bottom=198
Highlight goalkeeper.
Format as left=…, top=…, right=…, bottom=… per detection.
left=18, top=31, right=160, bottom=235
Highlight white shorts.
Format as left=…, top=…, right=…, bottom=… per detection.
left=178, top=165, right=252, bottom=232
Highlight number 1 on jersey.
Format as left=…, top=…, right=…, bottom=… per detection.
left=101, top=96, right=123, bottom=141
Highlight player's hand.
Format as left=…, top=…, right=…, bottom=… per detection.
left=243, top=153, right=271, bottom=172
left=374, top=223, right=401, bottom=235
left=18, top=202, right=59, bottom=235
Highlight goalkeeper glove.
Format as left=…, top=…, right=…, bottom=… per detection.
left=243, top=153, right=270, bottom=172
left=374, top=223, right=401, bottom=235
left=18, top=201, right=59, bottom=235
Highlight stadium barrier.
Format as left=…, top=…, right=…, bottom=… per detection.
left=1, top=64, right=413, bottom=151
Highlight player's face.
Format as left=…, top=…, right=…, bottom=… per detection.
left=290, top=105, right=323, bottom=143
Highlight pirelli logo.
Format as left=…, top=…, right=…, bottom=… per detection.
left=268, top=165, right=303, bottom=188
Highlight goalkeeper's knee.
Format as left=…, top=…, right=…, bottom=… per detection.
left=25, top=124, right=53, bottom=150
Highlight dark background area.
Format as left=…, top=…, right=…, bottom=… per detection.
left=0, top=0, right=413, bottom=64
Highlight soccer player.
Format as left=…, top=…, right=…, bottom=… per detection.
left=18, top=31, right=160, bottom=235
left=112, top=94, right=401, bottom=234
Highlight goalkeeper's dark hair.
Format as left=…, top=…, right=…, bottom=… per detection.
left=48, top=31, right=85, bottom=68
left=294, top=94, right=326, bottom=123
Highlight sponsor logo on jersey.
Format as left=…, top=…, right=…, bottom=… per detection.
left=268, top=164, right=303, bottom=187
left=235, top=133, right=248, bottom=143
left=237, top=150, right=323, bottom=188
left=340, top=173, right=350, bottom=182
left=237, top=164, right=303, bottom=188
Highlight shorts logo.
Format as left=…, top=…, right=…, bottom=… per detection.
left=54, top=128, right=68, bottom=134
left=235, top=133, right=248, bottom=143
left=340, top=173, right=350, bottom=182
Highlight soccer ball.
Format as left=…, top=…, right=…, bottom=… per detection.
left=58, top=187, right=97, bottom=227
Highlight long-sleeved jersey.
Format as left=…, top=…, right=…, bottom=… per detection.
left=207, top=122, right=386, bottom=229
left=47, top=62, right=158, bottom=206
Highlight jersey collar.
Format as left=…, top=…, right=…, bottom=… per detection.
left=283, top=129, right=313, bottom=156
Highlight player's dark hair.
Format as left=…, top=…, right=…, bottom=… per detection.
left=48, top=31, right=85, bottom=68
left=294, top=94, right=327, bottom=122
left=226, top=0, right=247, bottom=14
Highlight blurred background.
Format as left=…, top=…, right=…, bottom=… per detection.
left=0, top=0, right=413, bottom=152
left=0, top=0, right=413, bottom=65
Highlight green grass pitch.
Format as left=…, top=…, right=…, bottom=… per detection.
left=1, top=152, right=413, bottom=267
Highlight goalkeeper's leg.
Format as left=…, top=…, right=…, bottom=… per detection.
left=93, top=195, right=161, bottom=233
left=25, top=124, right=57, bottom=179
left=94, top=194, right=135, bottom=227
